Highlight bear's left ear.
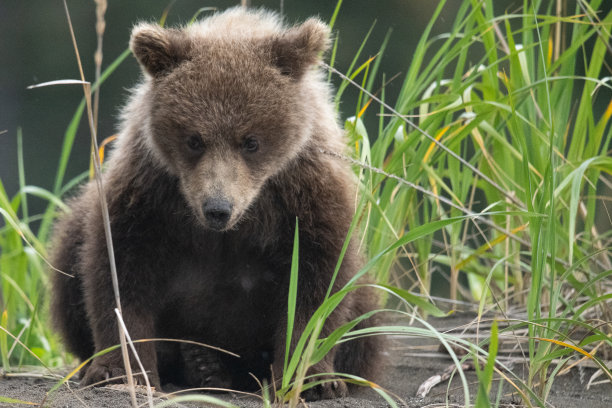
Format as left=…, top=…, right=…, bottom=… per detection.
left=271, top=18, right=330, bottom=79
left=130, top=23, right=192, bottom=77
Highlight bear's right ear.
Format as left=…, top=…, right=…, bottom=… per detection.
left=130, top=23, right=191, bottom=77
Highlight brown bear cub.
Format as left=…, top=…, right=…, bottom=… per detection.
left=50, top=7, right=381, bottom=399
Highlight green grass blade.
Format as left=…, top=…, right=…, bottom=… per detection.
left=283, top=218, right=299, bottom=388
left=475, top=320, right=498, bottom=407
left=328, top=0, right=343, bottom=31
left=16, top=128, right=28, bottom=222
left=0, top=310, right=9, bottom=371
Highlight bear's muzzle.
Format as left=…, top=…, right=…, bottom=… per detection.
left=202, top=197, right=233, bottom=231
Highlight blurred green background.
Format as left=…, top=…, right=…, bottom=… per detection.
left=0, top=0, right=528, bottom=210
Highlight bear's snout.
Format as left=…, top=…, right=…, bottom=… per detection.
left=202, top=197, right=234, bottom=231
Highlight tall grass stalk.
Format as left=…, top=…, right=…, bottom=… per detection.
left=60, top=0, right=141, bottom=406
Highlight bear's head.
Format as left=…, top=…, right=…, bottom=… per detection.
left=129, top=9, right=330, bottom=231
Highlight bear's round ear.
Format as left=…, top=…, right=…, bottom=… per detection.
left=271, top=18, right=330, bottom=79
left=130, top=23, right=191, bottom=77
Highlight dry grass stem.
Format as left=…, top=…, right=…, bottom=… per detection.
left=93, top=0, right=107, bottom=132
left=62, top=1, right=139, bottom=407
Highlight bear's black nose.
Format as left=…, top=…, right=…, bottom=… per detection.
left=203, top=198, right=233, bottom=230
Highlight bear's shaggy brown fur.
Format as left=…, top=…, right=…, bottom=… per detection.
left=50, top=7, right=381, bottom=399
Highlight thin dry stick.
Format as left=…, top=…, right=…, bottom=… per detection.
left=416, top=362, right=472, bottom=398
left=62, top=1, right=138, bottom=407
left=321, top=62, right=525, bottom=210
left=578, top=0, right=612, bottom=56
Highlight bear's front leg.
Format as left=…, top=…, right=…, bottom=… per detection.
left=302, top=363, right=349, bottom=401
left=79, top=234, right=162, bottom=389
left=80, top=307, right=160, bottom=389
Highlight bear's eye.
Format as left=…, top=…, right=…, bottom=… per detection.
left=186, top=134, right=204, bottom=152
left=243, top=136, right=259, bottom=153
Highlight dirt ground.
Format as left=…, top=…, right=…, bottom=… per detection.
left=1, top=314, right=611, bottom=407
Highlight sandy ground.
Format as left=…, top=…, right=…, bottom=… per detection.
left=1, top=314, right=611, bottom=407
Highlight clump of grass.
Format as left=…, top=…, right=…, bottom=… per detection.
left=335, top=0, right=612, bottom=404
left=0, top=130, right=65, bottom=369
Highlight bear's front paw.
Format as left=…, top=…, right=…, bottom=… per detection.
left=301, top=363, right=348, bottom=401
left=302, top=376, right=348, bottom=401
left=181, top=344, right=232, bottom=388
left=80, top=355, right=160, bottom=389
